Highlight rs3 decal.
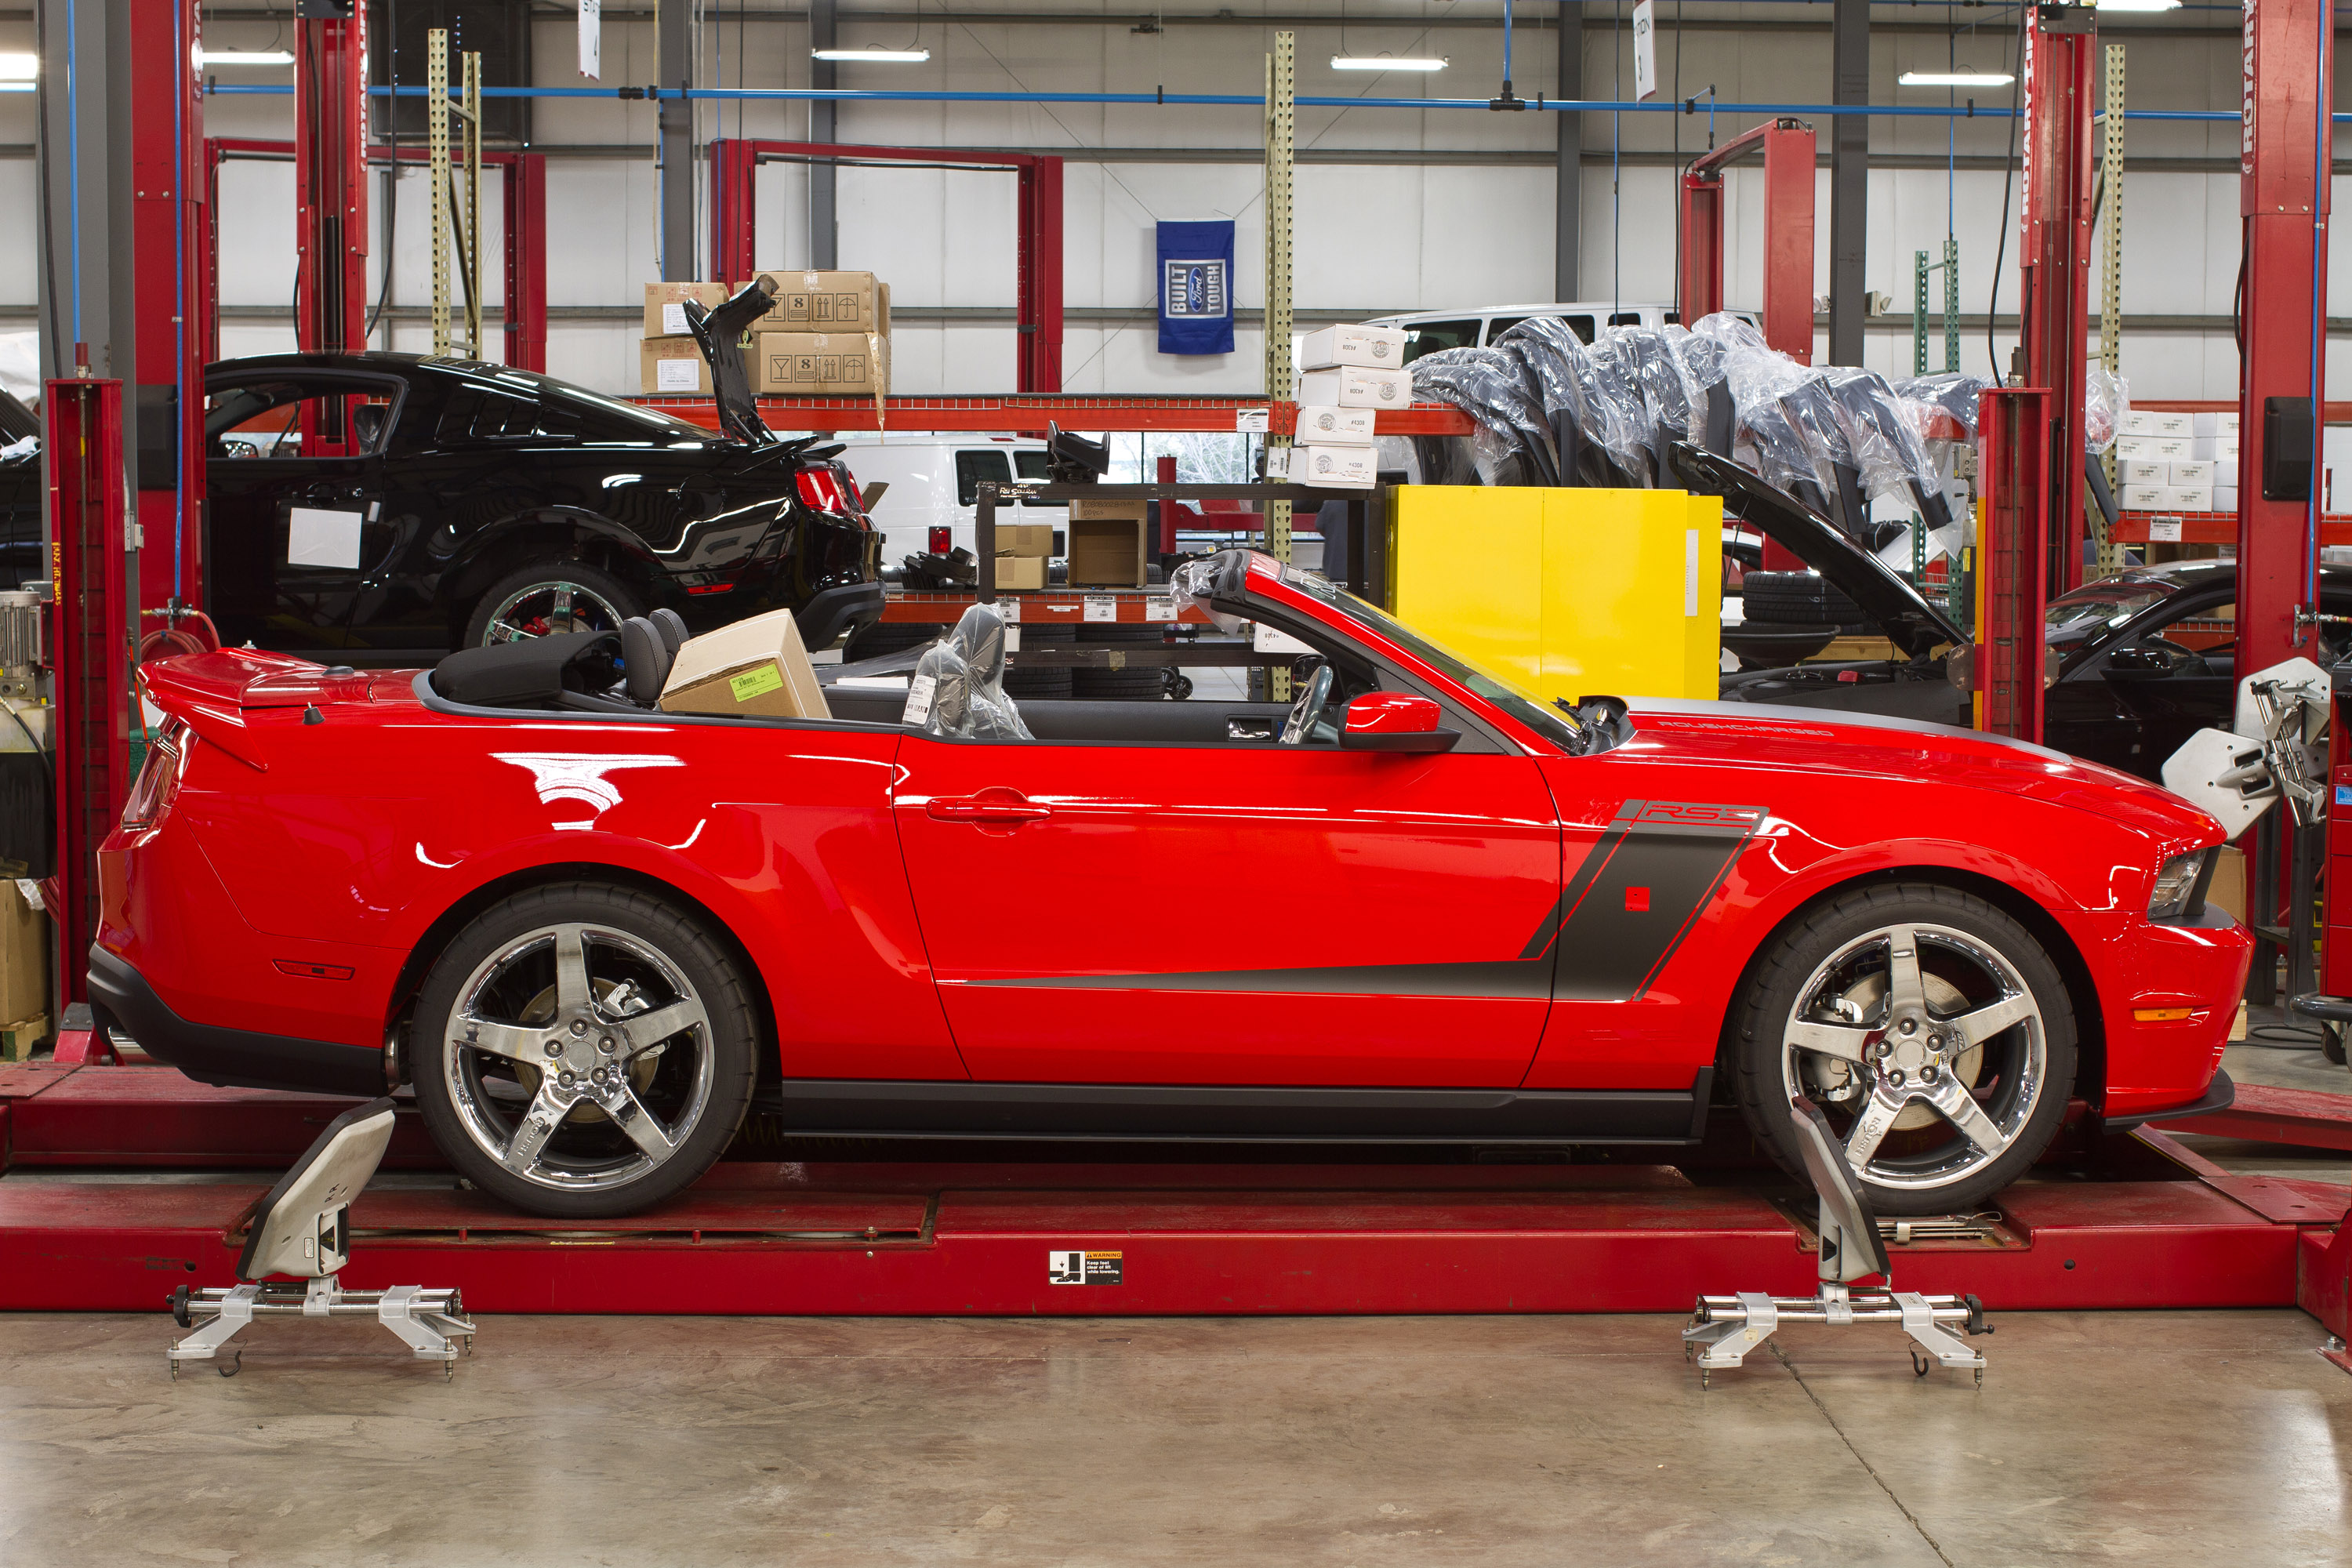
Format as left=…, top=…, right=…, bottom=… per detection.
left=976, top=800, right=1762, bottom=1004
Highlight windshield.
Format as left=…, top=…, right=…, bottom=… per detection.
left=1278, top=565, right=1586, bottom=751
left=2044, top=575, right=2185, bottom=648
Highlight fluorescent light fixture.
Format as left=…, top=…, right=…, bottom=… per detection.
left=1898, top=70, right=2016, bottom=87
left=0, top=84, right=31, bottom=93
left=1331, top=55, right=1447, bottom=71
left=0, top=51, right=36, bottom=80
left=2094, top=0, right=2183, bottom=11
left=198, top=49, right=296, bottom=65
left=811, top=47, right=930, bottom=62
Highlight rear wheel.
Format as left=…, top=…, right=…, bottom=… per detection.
left=463, top=562, right=641, bottom=648
left=1730, top=883, right=2076, bottom=1216
left=410, top=884, right=758, bottom=1217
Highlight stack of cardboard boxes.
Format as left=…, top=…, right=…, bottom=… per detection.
left=637, top=271, right=893, bottom=404
left=1, top=880, right=48, bottom=1063
left=994, top=521, right=1054, bottom=592
left=2117, top=411, right=2241, bottom=514
left=1287, top=324, right=1407, bottom=489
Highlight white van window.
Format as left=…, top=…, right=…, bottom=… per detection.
left=1486, top=317, right=1532, bottom=343
left=956, top=449, right=1015, bottom=507
left=1013, top=448, right=1065, bottom=506
left=1398, top=319, right=1480, bottom=365
left=1607, top=311, right=1643, bottom=328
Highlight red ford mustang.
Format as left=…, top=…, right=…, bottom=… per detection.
left=97, top=550, right=2249, bottom=1218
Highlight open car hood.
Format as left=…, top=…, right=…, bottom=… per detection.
left=1668, top=441, right=1969, bottom=661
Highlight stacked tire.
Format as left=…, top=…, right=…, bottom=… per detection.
left=843, top=619, right=946, bottom=662
left=1738, top=571, right=1867, bottom=633
left=1005, top=622, right=1074, bottom=701
left=1073, top=622, right=1167, bottom=702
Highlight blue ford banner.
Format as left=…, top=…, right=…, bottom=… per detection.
left=1156, top=220, right=1236, bottom=355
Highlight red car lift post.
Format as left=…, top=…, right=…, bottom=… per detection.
left=294, top=9, right=368, bottom=361
left=205, top=140, right=548, bottom=372
left=128, top=0, right=205, bottom=617
left=2017, top=1, right=2097, bottom=601
left=1975, top=387, right=2055, bottom=742
left=44, top=380, right=134, bottom=1032
left=707, top=140, right=1065, bottom=394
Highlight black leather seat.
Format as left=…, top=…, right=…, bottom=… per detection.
left=619, top=617, right=674, bottom=706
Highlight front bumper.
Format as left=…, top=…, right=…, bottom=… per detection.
left=2097, top=1067, right=2237, bottom=1131
left=88, top=944, right=383, bottom=1098
left=794, top=581, right=885, bottom=651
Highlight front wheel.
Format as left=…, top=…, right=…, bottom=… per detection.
left=1730, top=883, right=2077, bottom=1217
left=410, top=884, right=759, bottom=1217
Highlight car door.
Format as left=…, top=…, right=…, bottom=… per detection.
left=205, top=371, right=401, bottom=652
left=889, top=635, right=1563, bottom=1089
left=2047, top=589, right=2235, bottom=778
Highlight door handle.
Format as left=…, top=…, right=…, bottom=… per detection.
left=927, top=789, right=1052, bottom=826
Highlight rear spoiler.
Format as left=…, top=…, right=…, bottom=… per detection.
left=686, top=277, right=781, bottom=447
left=137, top=648, right=343, bottom=772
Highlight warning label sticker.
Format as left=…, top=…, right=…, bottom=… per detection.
left=1047, top=1249, right=1124, bottom=1286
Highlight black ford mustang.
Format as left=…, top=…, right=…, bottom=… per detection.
left=0, top=334, right=882, bottom=664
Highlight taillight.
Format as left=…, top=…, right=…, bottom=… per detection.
left=122, top=721, right=185, bottom=830
left=794, top=464, right=859, bottom=519
left=928, top=526, right=953, bottom=554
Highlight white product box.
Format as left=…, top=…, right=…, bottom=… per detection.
left=2218, top=413, right=2241, bottom=435
left=1294, top=404, right=1377, bottom=445
left=2115, top=435, right=2155, bottom=459
left=2161, top=486, right=2214, bottom=512
left=2122, top=484, right=2167, bottom=510
left=2169, top=461, right=2214, bottom=488
left=1297, top=324, right=1410, bottom=372
left=2218, top=436, right=2241, bottom=459
left=2120, top=411, right=2159, bottom=437
left=1296, top=365, right=1412, bottom=409
left=2213, top=459, right=2240, bottom=487
left=2147, top=437, right=2218, bottom=462
left=2151, top=412, right=2194, bottom=437
left=2123, top=460, right=2167, bottom=486
left=2216, top=486, right=2240, bottom=511
left=1290, top=444, right=1379, bottom=488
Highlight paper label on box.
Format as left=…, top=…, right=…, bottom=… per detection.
left=994, top=597, right=1020, bottom=622
left=662, top=301, right=689, bottom=336
left=655, top=357, right=701, bottom=392
left=1252, top=622, right=1315, bottom=655
left=1235, top=407, right=1270, bottom=434
left=2149, top=516, right=2184, bottom=543
left=1084, top=595, right=1117, bottom=623
left=902, top=674, right=937, bottom=726
left=1145, top=597, right=1178, bottom=622
left=730, top=664, right=785, bottom=702
left=286, top=506, right=363, bottom=569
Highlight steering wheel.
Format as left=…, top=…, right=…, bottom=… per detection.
left=1279, top=662, right=1335, bottom=745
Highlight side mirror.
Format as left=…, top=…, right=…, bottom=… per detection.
left=1339, top=691, right=1460, bottom=753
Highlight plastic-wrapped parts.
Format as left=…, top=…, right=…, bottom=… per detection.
left=1589, top=327, right=1707, bottom=484
left=945, top=602, right=1033, bottom=740
left=1820, top=367, right=1955, bottom=533
left=1406, top=347, right=1561, bottom=486
left=1891, top=372, right=1991, bottom=441
left=1668, top=329, right=1737, bottom=456
left=2084, top=365, right=2129, bottom=453
left=902, top=643, right=974, bottom=737
left=1167, top=556, right=1253, bottom=634
left=1490, top=318, right=1649, bottom=487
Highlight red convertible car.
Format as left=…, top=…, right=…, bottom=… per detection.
left=96, top=550, right=2248, bottom=1218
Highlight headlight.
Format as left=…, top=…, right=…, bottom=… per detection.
left=2148, top=849, right=2212, bottom=922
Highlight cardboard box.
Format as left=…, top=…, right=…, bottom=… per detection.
left=0, top=1014, right=45, bottom=1063
left=1295, top=404, right=1377, bottom=445
left=2218, top=412, right=2241, bottom=435
left=2147, top=437, right=2218, bottom=463
left=995, top=522, right=1054, bottom=557
left=659, top=607, right=833, bottom=720
left=1298, top=323, right=1410, bottom=372
left=2169, top=461, right=2214, bottom=488
left=1, top=879, right=47, bottom=1032
left=2120, top=411, right=2159, bottom=437
left=749, top=270, right=890, bottom=333
left=640, top=336, right=711, bottom=396
left=2209, top=844, right=2246, bottom=924
left=2161, top=485, right=2214, bottom=511
left=1296, top=365, right=1412, bottom=410
left=2123, top=460, right=2167, bottom=485
left=1291, top=445, right=1378, bottom=488
left=1065, top=499, right=1148, bottom=588
left=644, top=281, right=734, bottom=339
left=2122, top=484, right=2167, bottom=510
left=2114, top=435, right=2154, bottom=459
left=2151, top=412, right=2194, bottom=437
left=2214, top=459, right=2241, bottom=487
left=754, top=332, right=889, bottom=396
left=2216, top=485, right=2239, bottom=511
left=994, top=554, right=1047, bottom=591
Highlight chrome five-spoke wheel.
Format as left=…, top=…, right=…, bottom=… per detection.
left=412, top=887, right=757, bottom=1217
left=1734, top=884, right=2076, bottom=1216
left=478, top=580, right=626, bottom=646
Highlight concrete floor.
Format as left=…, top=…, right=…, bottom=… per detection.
left=2, top=1032, right=2348, bottom=1566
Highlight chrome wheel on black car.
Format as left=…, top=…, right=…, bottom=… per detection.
left=1730, top=883, right=2076, bottom=1216
left=410, top=885, right=758, bottom=1217
left=464, top=563, right=642, bottom=648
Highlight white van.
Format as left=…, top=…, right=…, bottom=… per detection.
left=831, top=435, right=1063, bottom=575
left=1360, top=303, right=1753, bottom=365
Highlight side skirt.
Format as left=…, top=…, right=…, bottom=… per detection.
left=753, top=1068, right=1715, bottom=1145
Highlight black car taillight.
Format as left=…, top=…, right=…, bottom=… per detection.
left=929, top=525, right=953, bottom=554
left=795, top=464, right=862, bottom=521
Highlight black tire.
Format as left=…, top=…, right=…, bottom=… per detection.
left=1073, top=621, right=1168, bottom=699
left=1740, top=570, right=1863, bottom=628
left=1007, top=622, right=1074, bottom=700
left=463, top=561, right=643, bottom=648
left=410, top=884, right=759, bottom=1218
left=1729, top=882, right=2077, bottom=1217
left=844, top=619, right=946, bottom=662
